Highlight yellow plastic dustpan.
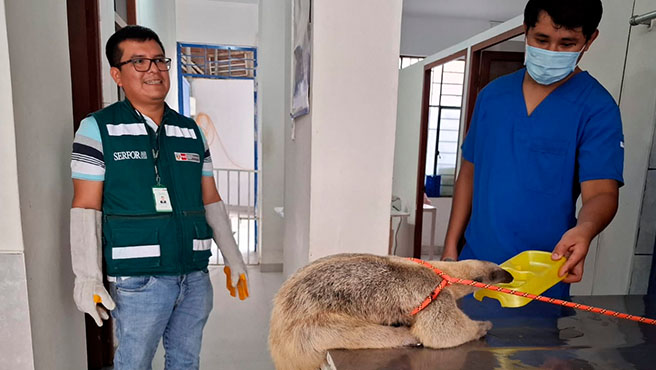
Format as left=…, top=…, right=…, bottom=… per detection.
left=473, top=250, right=567, bottom=308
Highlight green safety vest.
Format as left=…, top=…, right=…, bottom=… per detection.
left=94, top=99, right=212, bottom=276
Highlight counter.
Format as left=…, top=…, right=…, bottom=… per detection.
left=326, top=295, right=656, bottom=369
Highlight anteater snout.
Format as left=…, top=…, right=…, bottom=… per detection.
left=490, top=269, right=513, bottom=284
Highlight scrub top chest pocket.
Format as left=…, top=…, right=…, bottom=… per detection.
left=516, top=134, right=571, bottom=196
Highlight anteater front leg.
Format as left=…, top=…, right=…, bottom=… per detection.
left=410, top=291, right=491, bottom=348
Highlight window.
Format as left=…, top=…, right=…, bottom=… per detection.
left=179, top=44, right=256, bottom=79
left=425, top=59, right=465, bottom=196
left=399, top=56, right=424, bottom=69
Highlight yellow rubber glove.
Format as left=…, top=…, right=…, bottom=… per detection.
left=224, top=266, right=249, bottom=300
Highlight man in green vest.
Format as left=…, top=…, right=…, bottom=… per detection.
left=70, top=25, right=248, bottom=370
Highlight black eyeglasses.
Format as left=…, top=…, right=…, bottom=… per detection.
left=116, top=57, right=172, bottom=72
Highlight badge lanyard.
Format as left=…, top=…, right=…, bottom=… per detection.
left=151, top=129, right=162, bottom=186
left=139, top=110, right=173, bottom=212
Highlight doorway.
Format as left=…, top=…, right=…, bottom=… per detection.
left=413, top=26, right=525, bottom=259
left=413, top=50, right=466, bottom=259
left=177, top=43, right=260, bottom=265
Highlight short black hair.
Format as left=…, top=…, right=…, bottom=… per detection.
left=105, top=25, right=165, bottom=68
left=524, top=0, right=603, bottom=40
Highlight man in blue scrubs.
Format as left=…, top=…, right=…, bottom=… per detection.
left=442, top=0, right=624, bottom=299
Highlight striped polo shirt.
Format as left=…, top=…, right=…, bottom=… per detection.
left=71, top=111, right=213, bottom=181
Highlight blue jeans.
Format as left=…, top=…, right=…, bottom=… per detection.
left=109, top=270, right=213, bottom=370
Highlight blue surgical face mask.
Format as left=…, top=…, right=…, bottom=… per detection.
left=524, top=44, right=584, bottom=85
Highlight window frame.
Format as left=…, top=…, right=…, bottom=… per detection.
left=425, top=60, right=465, bottom=198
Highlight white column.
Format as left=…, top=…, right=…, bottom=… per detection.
left=307, top=0, right=404, bottom=260
left=3, top=0, right=85, bottom=368
left=258, top=0, right=289, bottom=271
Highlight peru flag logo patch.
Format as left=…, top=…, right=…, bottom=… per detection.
left=174, top=152, right=200, bottom=163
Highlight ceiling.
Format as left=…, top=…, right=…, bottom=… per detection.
left=202, top=0, right=259, bottom=4
left=403, top=0, right=527, bottom=22
left=199, top=0, right=525, bottom=22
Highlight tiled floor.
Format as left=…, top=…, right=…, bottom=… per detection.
left=147, top=265, right=285, bottom=370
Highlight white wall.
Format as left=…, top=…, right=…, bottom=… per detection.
left=595, top=0, right=656, bottom=295
left=401, top=14, right=495, bottom=56
left=486, top=39, right=525, bottom=52
left=391, top=62, right=423, bottom=257
left=423, top=197, right=451, bottom=250
left=138, top=0, right=178, bottom=110
left=393, top=62, right=423, bottom=225
left=282, top=111, right=312, bottom=276
left=562, top=0, right=634, bottom=295
left=0, top=2, right=34, bottom=368
left=258, top=0, right=288, bottom=270
left=193, top=79, right=255, bottom=212
left=4, top=0, right=86, bottom=368
left=177, top=0, right=258, bottom=46
left=307, top=0, right=403, bottom=260
left=279, top=0, right=311, bottom=277
left=0, top=0, right=22, bottom=253
left=192, top=79, right=255, bottom=170
left=578, top=1, right=633, bottom=104
left=99, top=0, right=118, bottom=107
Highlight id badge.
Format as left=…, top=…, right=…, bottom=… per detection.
left=152, top=186, right=173, bottom=212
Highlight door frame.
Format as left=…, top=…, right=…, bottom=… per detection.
left=478, top=51, right=526, bottom=92
left=176, top=43, right=261, bottom=256
left=412, top=25, right=525, bottom=259
left=464, top=26, right=525, bottom=131
left=66, top=0, right=136, bottom=367
left=413, top=50, right=466, bottom=258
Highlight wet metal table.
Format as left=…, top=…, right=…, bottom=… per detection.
left=326, top=295, right=656, bottom=369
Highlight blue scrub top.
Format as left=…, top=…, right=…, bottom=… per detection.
left=459, top=69, right=624, bottom=297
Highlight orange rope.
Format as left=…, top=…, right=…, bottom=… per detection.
left=407, top=258, right=656, bottom=325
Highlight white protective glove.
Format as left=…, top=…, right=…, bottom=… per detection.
left=205, top=201, right=249, bottom=298
left=70, top=208, right=116, bottom=326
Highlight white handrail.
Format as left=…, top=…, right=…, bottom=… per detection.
left=630, top=10, right=656, bottom=26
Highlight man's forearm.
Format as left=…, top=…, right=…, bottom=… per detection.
left=551, top=181, right=619, bottom=282
left=576, top=192, right=618, bottom=239
left=576, top=179, right=620, bottom=239
left=443, top=160, right=474, bottom=256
